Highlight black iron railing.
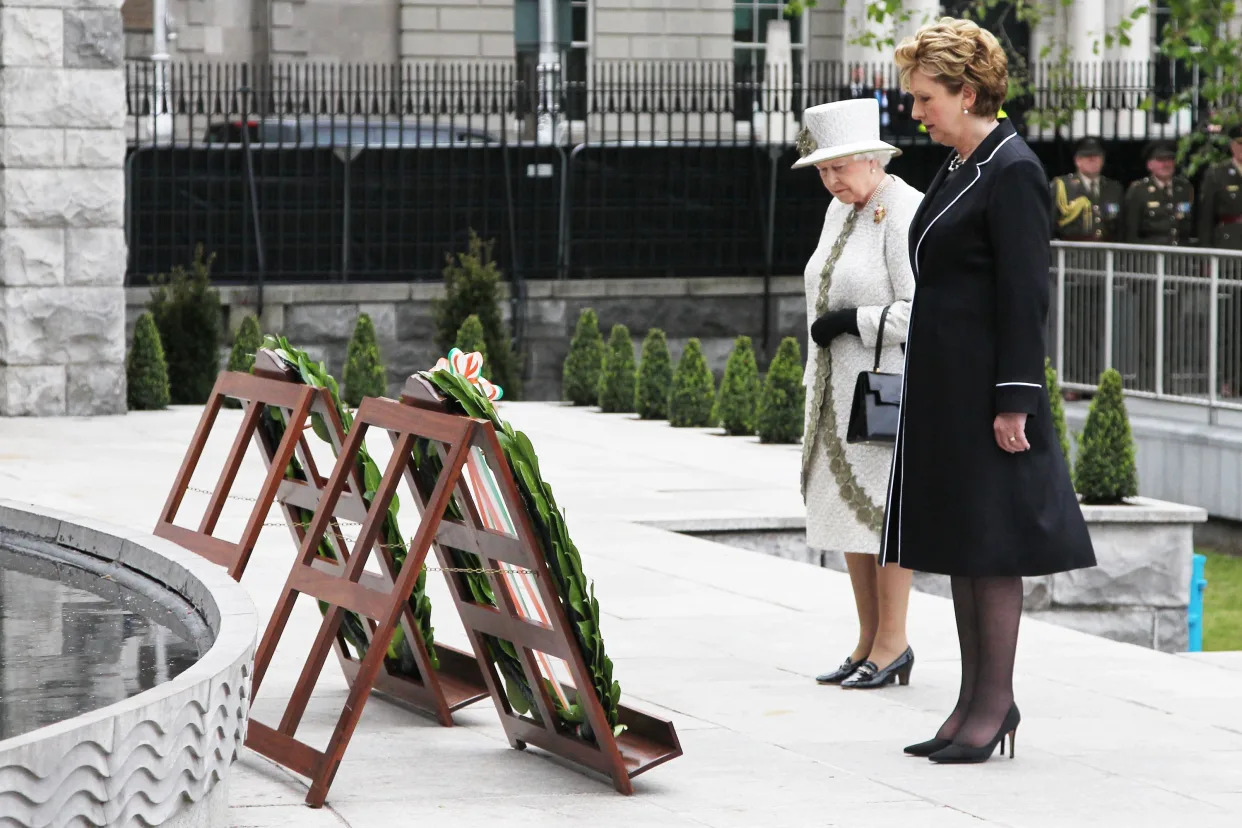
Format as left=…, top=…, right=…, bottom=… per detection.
left=124, top=58, right=1201, bottom=286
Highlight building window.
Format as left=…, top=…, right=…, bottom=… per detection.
left=733, top=1, right=806, bottom=119
left=566, top=0, right=589, bottom=120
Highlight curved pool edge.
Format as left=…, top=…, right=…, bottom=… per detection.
left=0, top=499, right=257, bottom=827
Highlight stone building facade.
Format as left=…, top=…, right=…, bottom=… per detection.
left=120, top=0, right=1181, bottom=67
left=0, top=1, right=128, bottom=416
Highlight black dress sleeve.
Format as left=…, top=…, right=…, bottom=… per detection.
left=986, top=159, right=1051, bottom=415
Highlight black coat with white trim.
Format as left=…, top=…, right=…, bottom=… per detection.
left=880, top=121, right=1096, bottom=577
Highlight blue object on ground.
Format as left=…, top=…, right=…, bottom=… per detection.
left=1188, top=553, right=1207, bottom=652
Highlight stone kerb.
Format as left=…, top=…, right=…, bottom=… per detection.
left=0, top=1, right=128, bottom=416
left=0, top=500, right=257, bottom=827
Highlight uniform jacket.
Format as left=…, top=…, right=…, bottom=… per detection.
left=879, top=120, right=1096, bottom=577
left=1124, top=175, right=1195, bottom=245
left=1197, top=160, right=1242, bottom=250
left=1051, top=173, right=1124, bottom=241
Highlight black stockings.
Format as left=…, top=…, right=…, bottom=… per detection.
left=935, top=575, right=1023, bottom=748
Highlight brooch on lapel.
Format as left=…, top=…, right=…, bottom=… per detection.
left=874, top=206, right=887, bottom=224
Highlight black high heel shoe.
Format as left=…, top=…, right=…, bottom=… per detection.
left=928, top=704, right=1021, bottom=764
left=841, top=646, right=914, bottom=689
left=903, top=737, right=952, bottom=757
left=815, top=656, right=861, bottom=685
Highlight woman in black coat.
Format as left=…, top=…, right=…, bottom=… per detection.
left=885, top=19, right=1096, bottom=764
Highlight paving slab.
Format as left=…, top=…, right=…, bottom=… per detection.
left=0, top=403, right=1239, bottom=828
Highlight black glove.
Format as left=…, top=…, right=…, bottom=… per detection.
left=810, top=309, right=860, bottom=347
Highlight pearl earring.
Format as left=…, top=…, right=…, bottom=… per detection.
left=963, top=107, right=969, bottom=114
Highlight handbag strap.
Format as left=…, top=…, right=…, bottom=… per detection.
left=873, top=304, right=891, bottom=372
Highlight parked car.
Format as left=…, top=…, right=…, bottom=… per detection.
left=202, top=117, right=498, bottom=147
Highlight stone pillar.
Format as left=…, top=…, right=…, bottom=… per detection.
left=0, top=1, right=128, bottom=416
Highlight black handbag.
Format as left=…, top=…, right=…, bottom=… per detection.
left=846, top=305, right=902, bottom=446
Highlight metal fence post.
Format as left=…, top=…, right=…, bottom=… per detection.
left=1209, top=254, right=1220, bottom=418
left=239, top=84, right=267, bottom=315
left=1104, top=249, right=1115, bottom=372
left=1155, top=253, right=1165, bottom=397
left=1055, top=246, right=1066, bottom=379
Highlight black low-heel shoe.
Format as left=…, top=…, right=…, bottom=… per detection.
left=815, top=656, right=860, bottom=685
left=928, top=704, right=1021, bottom=764
left=904, top=737, right=952, bottom=757
left=841, top=646, right=914, bottom=689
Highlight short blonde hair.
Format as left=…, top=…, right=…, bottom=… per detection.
left=894, top=17, right=1008, bottom=119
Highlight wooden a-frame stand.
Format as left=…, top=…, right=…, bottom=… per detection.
left=153, top=352, right=488, bottom=725
left=243, top=378, right=680, bottom=806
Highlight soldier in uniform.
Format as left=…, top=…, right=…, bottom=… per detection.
left=1197, top=124, right=1242, bottom=250
left=1197, top=125, right=1242, bottom=397
left=1124, top=140, right=1195, bottom=246
left=1051, top=136, right=1124, bottom=241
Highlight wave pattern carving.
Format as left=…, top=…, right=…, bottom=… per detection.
left=0, top=658, right=251, bottom=828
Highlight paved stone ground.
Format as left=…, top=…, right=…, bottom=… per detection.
left=1, top=402, right=1240, bottom=827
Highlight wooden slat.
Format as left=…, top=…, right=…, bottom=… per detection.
left=279, top=479, right=369, bottom=523
left=287, top=564, right=392, bottom=619
left=152, top=524, right=237, bottom=570
left=245, top=720, right=323, bottom=780
left=454, top=602, right=570, bottom=661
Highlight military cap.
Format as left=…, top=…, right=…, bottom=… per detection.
left=1074, top=136, right=1105, bottom=157
left=1144, top=140, right=1176, bottom=161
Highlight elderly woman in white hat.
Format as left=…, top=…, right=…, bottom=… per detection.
left=797, top=98, right=923, bottom=690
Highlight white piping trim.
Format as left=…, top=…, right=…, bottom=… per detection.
left=996, top=382, right=1042, bottom=388
left=912, top=132, right=1018, bottom=276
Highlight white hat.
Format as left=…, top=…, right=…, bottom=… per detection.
left=791, top=98, right=901, bottom=170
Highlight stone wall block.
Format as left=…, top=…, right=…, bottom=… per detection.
left=1, top=8, right=64, bottom=67
left=64, top=10, right=124, bottom=69
left=66, top=362, right=125, bottom=415
left=283, top=303, right=359, bottom=343
left=64, top=128, right=125, bottom=168
left=4, top=169, right=124, bottom=228
left=1025, top=607, right=1157, bottom=650
left=3, top=69, right=125, bottom=130
left=0, top=365, right=67, bottom=416
left=1052, top=520, right=1193, bottom=608
left=1, top=286, right=125, bottom=364
left=3, top=127, right=66, bottom=168
left=65, top=227, right=126, bottom=286
left=1, top=228, right=66, bottom=286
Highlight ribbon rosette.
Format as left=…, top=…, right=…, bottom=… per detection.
left=432, top=348, right=504, bottom=401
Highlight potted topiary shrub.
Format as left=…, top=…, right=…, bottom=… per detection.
left=636, top=328, right=674, bottom=420
left=563, top=308, right=605, bottom=406
left=1045, top=357, right=1072, bottom=478
left=147, top=245, right=221, bottom=404
left=1026, top=367, right=1208, bottom=653
left=756, top=337, right=804, bottom=444
left=598, top=324, right=637, bottom=413
left=668, top=338, right=716, bottom=428
left=223, top=314, right=263, bottom=408
left=127, top=312, right=170, bottom=411
left=715, top=335, right=761, bottom=436
left=343, top=313, right=388, bottom=406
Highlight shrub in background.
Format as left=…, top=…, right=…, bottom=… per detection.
left=669, top=338, right=716, bottom=428
left=127, top=312, right=170, bottom=411
left=756, top=337, right=805, bottom=444
left=147, top=245, right=221, bottom=404
left=562, top=308, right=605, bottom=406
left=715, top=335, right=761, bottom=435
left=1045, top=357, right=1072, bottom=479
left=598, top=324, right=637, bottom=413
left=454, top=314, right=490, bottom=377
left=343, top=313, right=388, bottom=406
left=433, top=230, right=521, bottom=397
left=223, top=314, right=263, bottom=408
left=636, top=328, right=674, bottom=420
left=1074, top=368, right=1139, bottom=504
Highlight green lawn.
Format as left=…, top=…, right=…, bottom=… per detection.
left=1203, top=551, right=1242, bottom=651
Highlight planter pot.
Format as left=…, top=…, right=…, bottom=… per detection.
left=1025, top=497, right=1208, bottom=652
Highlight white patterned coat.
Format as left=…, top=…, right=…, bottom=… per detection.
left=803, top=175, right=922, bottom=555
